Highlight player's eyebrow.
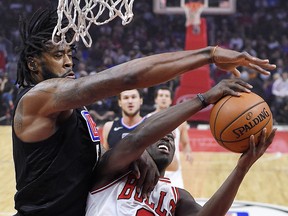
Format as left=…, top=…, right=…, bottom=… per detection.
left=166, top=133, right=175, bottom=140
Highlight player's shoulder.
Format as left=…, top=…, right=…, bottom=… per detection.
left=177, top=188, right=199, bottom=206
left=176, top=188, right=201, bottom=215
left=103, top=120, right=114, bottom=132
left=19, top=79, right=62, bottom=106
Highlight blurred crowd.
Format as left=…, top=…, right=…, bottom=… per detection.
left=0, top=0, right=288, bottom=125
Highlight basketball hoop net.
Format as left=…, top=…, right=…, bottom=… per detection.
left=183, top=2, right=204, bottom=34
left=52, top=0, right=135, bottom=47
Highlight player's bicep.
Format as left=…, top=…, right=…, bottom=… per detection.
left=93, top=138, right=134, bottom=184
left=176, top=189, right=202, bottom=216
left=106, top=137, right=137, bottom=169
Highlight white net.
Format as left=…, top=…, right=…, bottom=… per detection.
left=183, top=2, right=204, bottom=34
left=52, top=0, right=135, bottom=47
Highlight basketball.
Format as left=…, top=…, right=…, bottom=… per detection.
left=209, top=92, right=273, bottom=153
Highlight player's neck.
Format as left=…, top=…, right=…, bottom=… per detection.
left=122, top=115, right=142, bottom=127
left=159, top=170, right=165, bottom=177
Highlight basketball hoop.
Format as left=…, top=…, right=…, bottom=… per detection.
left=183, top=2, right=205, bottom=34
left=52, top=0, right=135, bottom=47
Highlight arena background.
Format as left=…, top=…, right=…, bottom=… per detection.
left=0, top=0, right=287, bottom=215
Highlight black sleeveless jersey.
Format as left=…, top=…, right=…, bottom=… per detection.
left=107, top=117, right=145, bottom=148
left=12, top=87, right=101, bottom=216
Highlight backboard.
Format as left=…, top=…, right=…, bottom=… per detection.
left=153, top=0, right=236, bottom=15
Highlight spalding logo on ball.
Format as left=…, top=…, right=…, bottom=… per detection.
left=209, top=92, right=273, bottom=153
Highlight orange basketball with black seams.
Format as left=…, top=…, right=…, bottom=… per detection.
left=209, top=92, right=273, bottom=153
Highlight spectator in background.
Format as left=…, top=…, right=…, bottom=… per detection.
left=271, top=71, right=288, bottom=124
left=1, top=0, right=288, bottom=124
left=0, top=73, right=15, bottom=124
left=241, top=68, right=266, bottom=100
left=0, top=34, right=8, bottom=74
left=88, top=98, right=115, bottom=127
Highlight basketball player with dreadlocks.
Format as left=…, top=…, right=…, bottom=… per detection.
left=13, top=6, right=275, bottom=216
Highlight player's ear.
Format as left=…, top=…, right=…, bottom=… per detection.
left=27, top=57, right=39, bottom=73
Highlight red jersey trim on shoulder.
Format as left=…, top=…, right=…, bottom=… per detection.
left=159, top=177, right=171, bottom=184
left=81, top=110, right=100, bottom=143
left=172, top=187, right=180, bottom=201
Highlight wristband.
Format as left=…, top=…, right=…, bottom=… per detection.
left=211, top=45, right=218, bottom=63
left=197, top=93, right=209, bottom=108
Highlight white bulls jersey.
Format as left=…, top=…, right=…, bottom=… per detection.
left=86, top=172, right=179, bottom=216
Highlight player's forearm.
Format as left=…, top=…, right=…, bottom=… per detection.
left=118, top=47, right=213, bottom=89
left=132, top=97, right=203, bottom=152
left=69, top=47, right=212, bottom=103
left=37, top=47, right=213, bottom=112
left=108, top=96, right=203, bottom=171
left=197, top=166, right=247, bottom=216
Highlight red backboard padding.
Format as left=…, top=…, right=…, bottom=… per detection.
left=173, top=18, right=212, bottom=122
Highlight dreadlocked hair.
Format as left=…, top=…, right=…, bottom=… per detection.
left=16, top=6, right=75, bottom=87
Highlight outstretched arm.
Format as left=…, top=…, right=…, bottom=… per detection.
left=194, top=128, right=277, bottom=216
left=174, top=128, right=276, bottom=216
left=17, top=47, right=276, bottom=142
left=30, top=47, right=275, bottom=114
left=92, top=78, right=254, bottom=186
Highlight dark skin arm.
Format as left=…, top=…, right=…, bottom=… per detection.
left=14, top=47, right=275, bottom=142
left=91, top=78, right=254, bottom=189
left=175, top=128, right=277, bottom=216
left=101, top=117, right=160, bottom=196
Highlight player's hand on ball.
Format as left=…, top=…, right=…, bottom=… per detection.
left=203, top=78, right=252, bottom=105
left=212, top=46, right=276, bottom=77
left=237, top=128, right=277, bottom=172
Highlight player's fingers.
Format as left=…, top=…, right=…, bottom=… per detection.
left=258, top=128, right=273, bottom=157
left=248, top=63, right=273, bottom=75
left=255, top=62, right=276, bottom=70
left=131, top=161, right=140, bottom=179
left=249, top=135, right=256, bottom=155
left=265, top=128, right=277, bottom=147
left=257, top=128, right=267, bottom=151
left=135, top=167, right=147, bottom=196
left=242, top=53, right=271, bottom=66
left=233, top=78, right=253, bottom=89
left=141, top=170, right=158, bottom=199
left=244, top=55, right=276, bottom=70
left=223, top=81, right=251, bottom=96
left=231, top=68, right=241, bottom=77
